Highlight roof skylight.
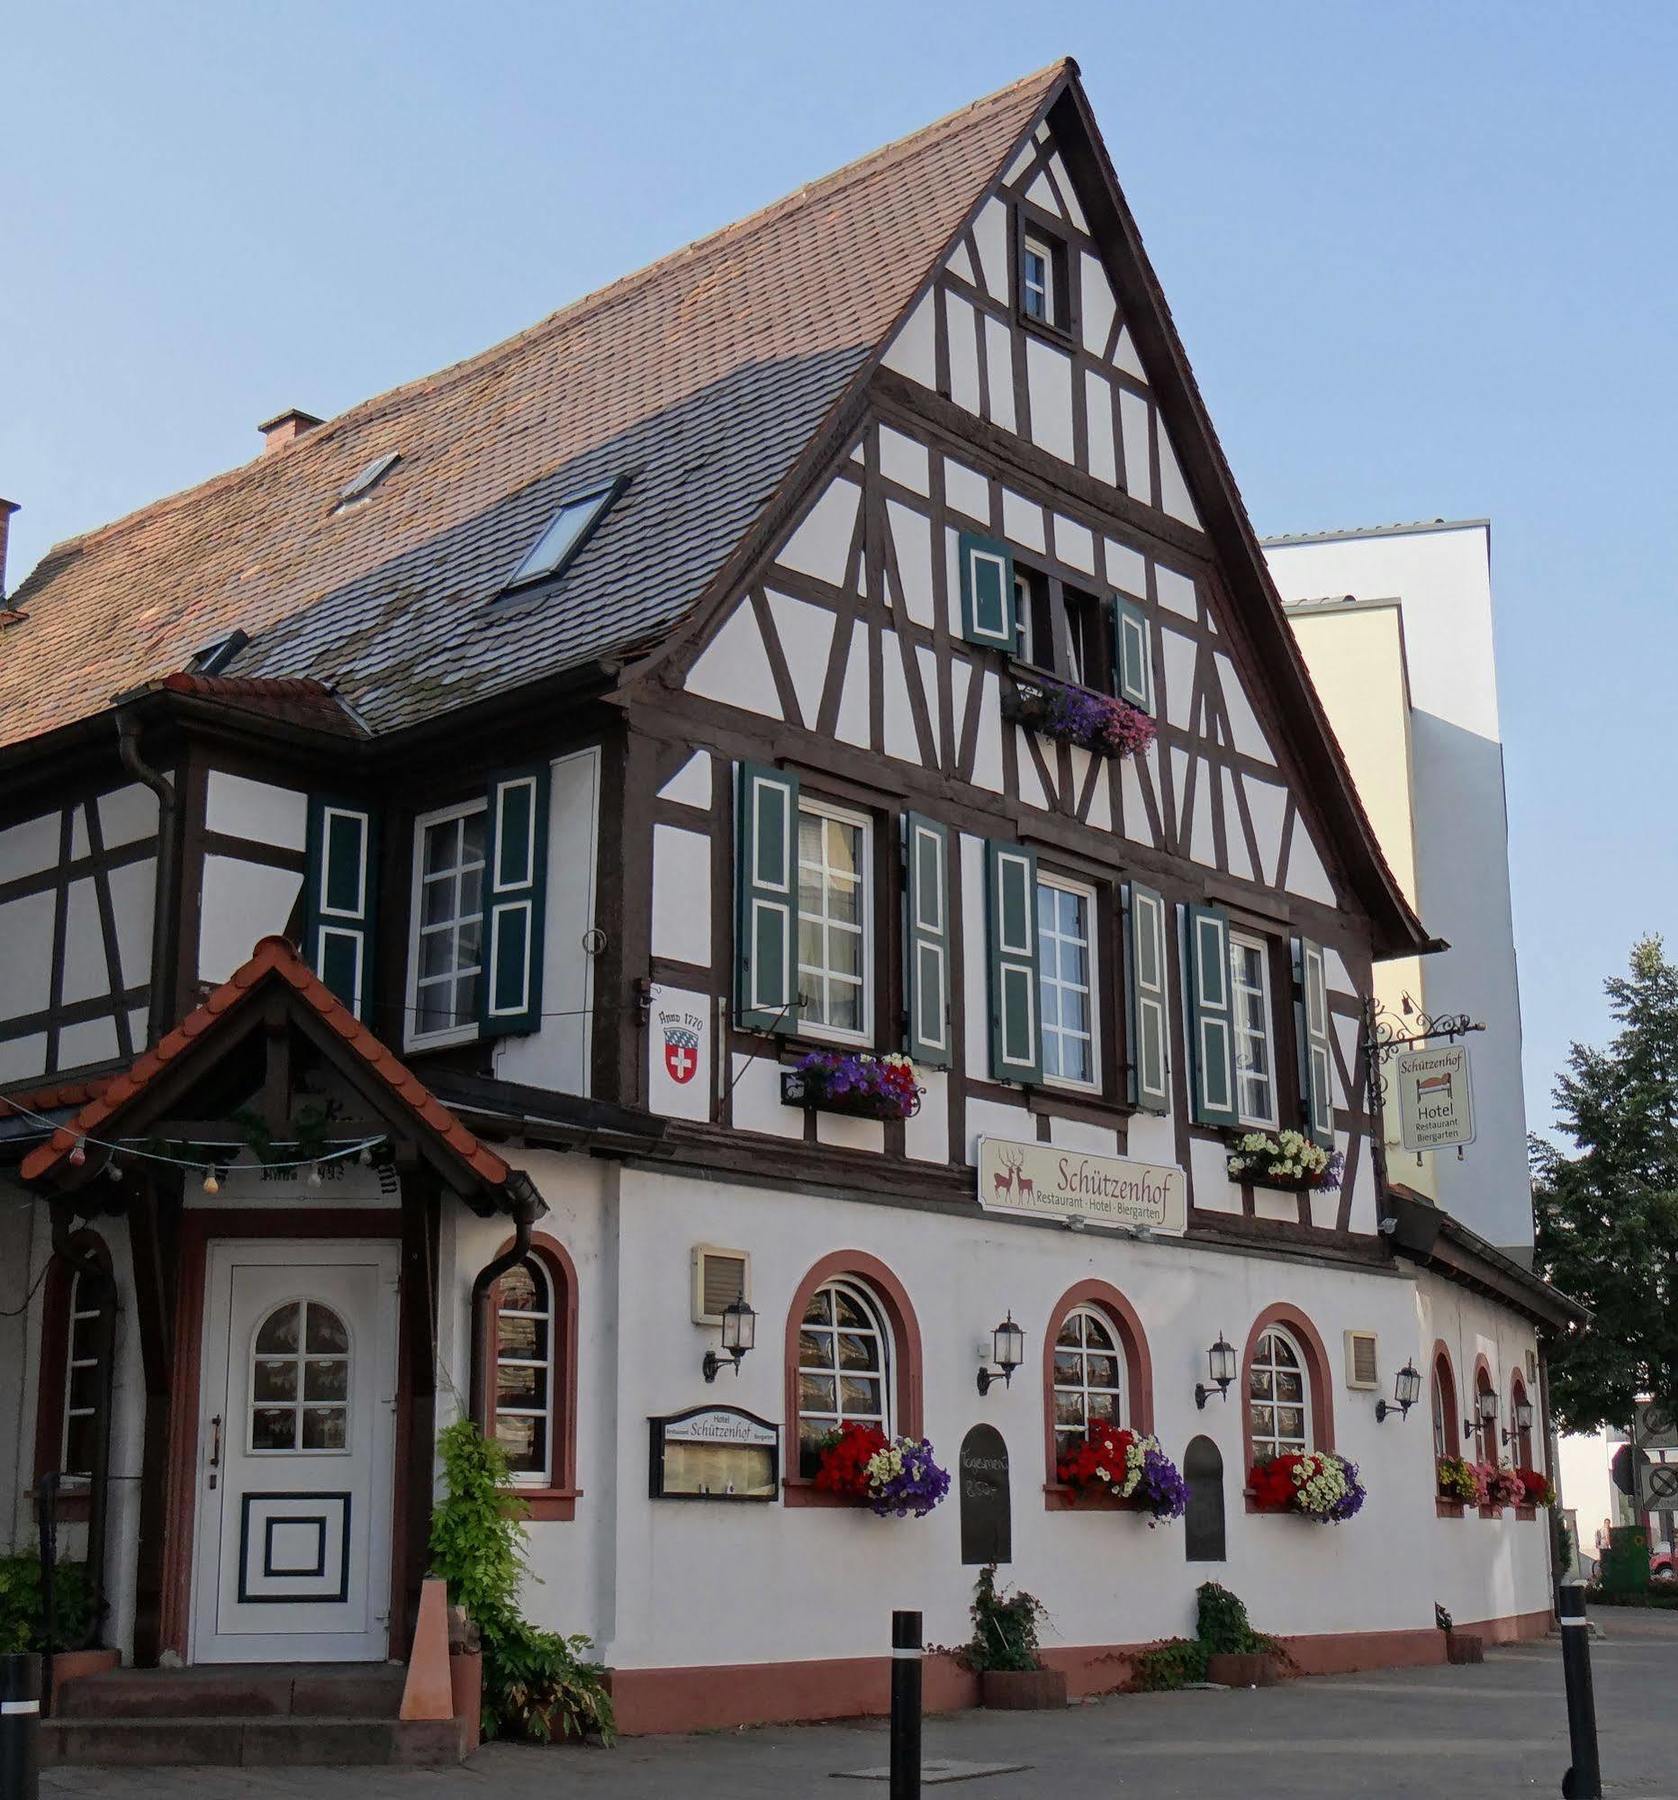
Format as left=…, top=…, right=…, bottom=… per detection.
left=336, top=451, right=401, bottom=508
left=502, top=478, right=625, bottom=595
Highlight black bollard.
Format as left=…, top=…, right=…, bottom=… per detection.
left=889, top=1609, right=922, bottom=1800
left=1, top=1651, right=42, bottom=1800
left=1557, top=1579, right=1601, bottom=1799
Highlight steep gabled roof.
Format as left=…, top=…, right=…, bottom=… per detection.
left=21, top=935, right=512, bottom=1195
left=1, top=62, right=1067, bottom=748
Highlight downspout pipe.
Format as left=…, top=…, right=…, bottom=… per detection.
left=47, top=1203, right=118, bottom=1654
left=116, top=707, right=179, bottom=1049
left=467, top=1172, right=542, bottom=1430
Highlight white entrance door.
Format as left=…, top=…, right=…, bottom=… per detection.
left=190, top=1240, right=399, bottom=1663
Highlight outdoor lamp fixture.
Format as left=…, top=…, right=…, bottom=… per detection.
left=977, top=1313, right=1026, bottom=1395
left=1466, top=1386, right=1499, bottom=1440
left=1503, top=1396, right=1536, bottom=1446
left=702, top=1297, right=757, bottom=1383
left=1376, top=1359, right=1423, bottom=1423
left=1195, top=1332, right=1239, bottom=1409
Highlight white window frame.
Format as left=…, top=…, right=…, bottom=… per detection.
left=247, top=1299, right=352, bottom=1457
left=494, top=1257, right=556, bottom=1489
left=1228, top=929, right=1279, bottom=1128
left=795, top=799, right=872, bottom=1046
left=1052, top=1304, right=1127, bottom=1460
left=406, top=798, right=488, bottom=1050
left=1022, top=234, right=1055, bottom=324
left=797, top=1278, right=894, bottom=1461
left=1036, top=873, right=1100, bottom=1092
left=61, top=1270, right=102, bottom=1478
left=1248, top=1325, right=1311, bottom=1460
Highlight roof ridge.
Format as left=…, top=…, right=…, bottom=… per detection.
left=20, top=59, right=1070, bottom=580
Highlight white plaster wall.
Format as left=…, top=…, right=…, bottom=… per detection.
left=197, top=856, right=305, bottom=984
left=491, top=1161, right=1552, bottom=1672
left=1268, top=525, right=1532, bottom=1252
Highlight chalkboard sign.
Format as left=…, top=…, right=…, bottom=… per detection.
left=959, top=1424, right=1011, bottom=1565
left=1184, top=1435, right=1225, bottom=1562
left=649, top=1406, right=779, bottom=1501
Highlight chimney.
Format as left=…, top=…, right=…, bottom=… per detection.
left=258, top=409, right=323, bottom=454
left=0, top=498, right=18, bottom=606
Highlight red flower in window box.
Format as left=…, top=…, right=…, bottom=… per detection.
left=1054, top=1423, right=1186, bottom=1522
left=812, top=1421, right=890, bottom=1500
left=1517, top=1468, right=1554, bottom=1507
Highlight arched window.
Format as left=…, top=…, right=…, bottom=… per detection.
left=1474, top=1363, right=1498, bottom=1466
left=796, top=1278, right=892, bottom=1475
left=1248, top=1326, right=1311, bottom=1460
left=1510, top=1373, right=1534, bottom=1470
left=250, top=1299, right=350, bottom=1452
left=485, top=1236, right=579, bottom=1520
left=1240, top=1305, right=1334, bottom=1489
left=33, top=1233, right=114, bottom=1519
left=1431, top=1347, right=1459, bottom=1461
left=783, top=1252, right=922, bottom=1502
left=1051, top=1306, right=1127, bottom=1461
left=1041, top=1281, right=1153, bottom=1500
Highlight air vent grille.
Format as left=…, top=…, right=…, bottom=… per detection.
left=691, top=1246, right=749, bottom=1325
left=1345, top=1330, right=1379, bottom=1390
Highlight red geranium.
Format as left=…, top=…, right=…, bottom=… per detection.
left=813, top=1421, right=889, bottom=1499
left=1249, top=1454, right=1305, bottom=1511
left=1517, top=1468, right=1554, bottom=1506
left=1057, top=1421, right=1139, bottom=1492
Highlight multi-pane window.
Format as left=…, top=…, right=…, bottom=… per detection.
left=1228, top=932, right=1277, bottom=1127
left=61, top=1271, right=104, bottom=1478
left=494, top=1258, right=554, bottom=1484
left=1431, top=1357, right=1455, bottom=1461
left=250, top=1301, right=350, bottom=1453
left=797, top=803, right=869, bottom=1039
left=1037, top=878, right=1097, bottom=1088
left=1052, top=1306, right=1126, bottom=1462
left=1022, top=235, right=1055, bottom=323
left=797, top=1279, right=890, bottom=1475
left=1248, top=1327, right=1309, bottom=1460
left=411, top=803, right=486, bottom=1040
left=1014, top=567, right=1055, bottom=671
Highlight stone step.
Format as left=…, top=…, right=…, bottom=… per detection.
left=42, top=1714, right=460, bottom=1767
left=53, top=1663, right=406, bottom=1720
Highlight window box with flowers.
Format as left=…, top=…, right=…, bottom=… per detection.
left=781, top=1052, right=923, bottom=1122
left=1436, top=1454, right=1477, bottom=1517
left=1477, top=1462, right=1526, bottom=1516
left=1002, top=677, right=1157, bottom=761
left=1055, top=1422, right=1187, bottom=1525
left=1516, top=1468, right=1554, bottom=1518
left=1248, top=1450, right=1366, bottom=1524
left=1226, top=1130, right=1343, bottom=1194
left=809, top=1422, right=950, bottom=1516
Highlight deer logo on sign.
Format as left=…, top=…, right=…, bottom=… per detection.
left=663, top=1026, right=700, bottom=1085
left=993, top=1144, right=1025, bottom=1201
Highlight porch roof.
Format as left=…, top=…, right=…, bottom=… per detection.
left=19, top=935, right=513, bottom=1197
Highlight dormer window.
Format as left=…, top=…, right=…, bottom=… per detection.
left=502, top=478, right=626, bottom=595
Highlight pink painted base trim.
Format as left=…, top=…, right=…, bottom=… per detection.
left=607, top=1607, right=1555, bottom=1734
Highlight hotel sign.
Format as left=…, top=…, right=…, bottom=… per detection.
left=1396, top=1045, right=1476, bottom=1153
left=976, top=1137, right=1187, bottom=1237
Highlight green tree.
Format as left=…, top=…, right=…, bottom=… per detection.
left=1532, top=936, right=1678, bottom=1432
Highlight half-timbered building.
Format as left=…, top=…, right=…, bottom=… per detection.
left=0, top=59, right=1579, bottom=1743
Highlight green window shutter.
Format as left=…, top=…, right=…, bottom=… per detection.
left=959, top=532, right=1017, bottom=653
left=304, top=797, right=377, bottom=1020
left=1294, top=936, right=1336, bottom=1147
left=735, top=762, right=800, bottom=1032
left=480, top=765, right=551, bottom=1037
left=1114, top=595, right=1153, bottom=713
left=986, top=840, right=1041, bottom=1083
left=903, top=813, right=950, bottom=1068
left=1184, top=902, right=1238, bottom=1126
left=1123, top=880, right=1170, bottom=1113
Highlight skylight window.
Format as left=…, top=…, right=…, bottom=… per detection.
left=502, top=479, right=625, bottom=594
left=190, top=629, right=249, bottom=676
left=336, top=451, right=401, bottom=508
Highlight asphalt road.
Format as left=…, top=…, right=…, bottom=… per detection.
left=48, top=1607, right=1678, bottom=1799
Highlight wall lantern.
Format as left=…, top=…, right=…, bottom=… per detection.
left=1466, top=1385, right=1499, bottom=1440
left=1503, top=1396, right=1535, bottom=1446
left=1375, top=1359, right=1423, bottom=1423
left=702, top=1297, right=756, bottom=1383
left=1195, top=1332, right=1238, bottom=1409
left=976, top=1313, right=1026, bottom=1396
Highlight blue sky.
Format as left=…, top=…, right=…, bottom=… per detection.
left=4, top=2, right=1673, bottom=1133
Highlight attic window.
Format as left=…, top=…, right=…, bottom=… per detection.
left=501, top=479, right=626, bottom=595
left=1018, top=224, right=1071, bottom=334
left=336, top=451, right=401, bottom=509
left=190, top=629, right=249, bottom=676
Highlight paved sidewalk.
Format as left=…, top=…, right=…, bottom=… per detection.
left=46, top=1609, right=1678, bottom=1800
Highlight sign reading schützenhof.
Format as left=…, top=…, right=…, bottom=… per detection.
left=976, top=1137, right=1187, bottom=1236
left=1396, top=1044, right=1477, bottom=1153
